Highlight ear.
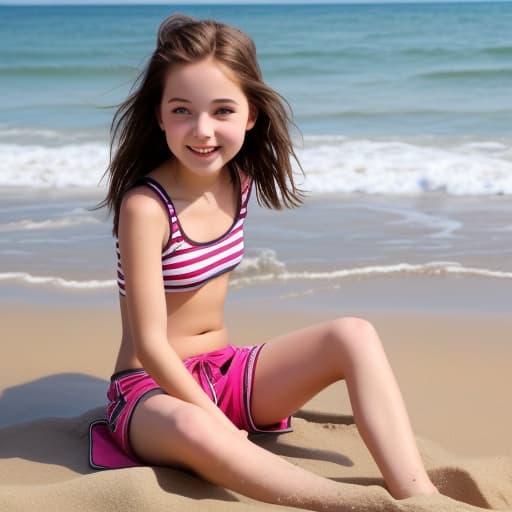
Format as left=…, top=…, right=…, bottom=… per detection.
left=245, top=104, right=258, bottom=131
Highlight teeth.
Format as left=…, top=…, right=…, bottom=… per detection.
left=191, top=147, right=216, bottom=154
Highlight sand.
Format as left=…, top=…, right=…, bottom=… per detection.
left=1, top=299, right=511, bottom=511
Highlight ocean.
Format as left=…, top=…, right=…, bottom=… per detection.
left=1, top=2, right=511, bottom=310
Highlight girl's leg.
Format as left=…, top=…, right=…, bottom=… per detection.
left=250, top=317, right=438, bottom=500
left=129, top=391, right=395, bottom=512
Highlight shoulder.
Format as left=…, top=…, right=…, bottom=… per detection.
left=118, top=185, right=171, bottom=248
left=120, top=185, right=168, bottom=224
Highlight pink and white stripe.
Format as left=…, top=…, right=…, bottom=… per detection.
left=117, top=173, right=251, bottom=295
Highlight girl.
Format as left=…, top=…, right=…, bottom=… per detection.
left=101, top=14, right=438, bottom=511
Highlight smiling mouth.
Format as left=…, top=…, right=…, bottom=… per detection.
left=188, top=146, right=220, bottom=155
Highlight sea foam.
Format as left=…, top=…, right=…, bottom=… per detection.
left=231, top=255, right=512, bottom=288
left=0, top=272, right=115, bottom=289
left=0, top=142, right=108, bottom=189
left=2, top=243, right=511, bottom=295
left=0, top=136, right=511, bottom=196
left=1, top=259, right=510, bottom=294
left=0, top=216, right=101, bottom=232
left=298, top=137, right=512, bottom=196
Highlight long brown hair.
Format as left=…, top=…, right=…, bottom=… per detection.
left=100, top=14, right=304, bottom=235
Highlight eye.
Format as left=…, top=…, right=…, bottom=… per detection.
left=172, top=107, right=190, bottom=115
left=215, top=107, right=234, bottom=116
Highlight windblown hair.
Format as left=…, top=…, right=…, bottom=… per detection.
left=100, top=14, right=304, bottom=235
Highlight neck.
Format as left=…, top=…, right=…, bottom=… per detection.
left=170, top=162, right=231, bottom=199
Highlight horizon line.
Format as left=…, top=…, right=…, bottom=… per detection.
left=2, top=0, right=512, bottom=5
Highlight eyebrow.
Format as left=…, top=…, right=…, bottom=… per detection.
left=167, top=97, right=239, bottom=105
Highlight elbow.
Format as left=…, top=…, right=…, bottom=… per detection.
left=132, top=334, right=167, bottom=371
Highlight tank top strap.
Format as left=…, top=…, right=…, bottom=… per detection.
left=140, top=177, right=172, bottom=205
left=137, top=177, right=178, bottom=244
left=138, top=173, right=251, bottom=226
left=239, top=173, right=253, bottom=210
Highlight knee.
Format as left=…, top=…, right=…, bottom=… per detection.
left=326, top=316, right=382, bottom=358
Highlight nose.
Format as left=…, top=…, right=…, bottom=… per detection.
left=194, top=113, right=213, bottom=139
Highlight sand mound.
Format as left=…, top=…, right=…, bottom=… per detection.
left=1, top=408, right=510, bottom=511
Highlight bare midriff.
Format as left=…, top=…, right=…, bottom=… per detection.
left=113, top=272, right=231, bottom=373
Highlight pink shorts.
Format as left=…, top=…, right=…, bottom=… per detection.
left=106, top=344, right=292, bottom=457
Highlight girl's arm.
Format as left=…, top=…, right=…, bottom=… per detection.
left=118, top=189, right=243, bottom=434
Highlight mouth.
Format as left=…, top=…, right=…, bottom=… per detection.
left=187, top=146, right=220, bottom=155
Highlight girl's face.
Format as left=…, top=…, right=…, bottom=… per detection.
left=157, top=57, right=257, bottom=179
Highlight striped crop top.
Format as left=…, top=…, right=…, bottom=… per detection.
left=116, top=173, right=252, bottom=295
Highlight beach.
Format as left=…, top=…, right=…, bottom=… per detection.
left=1, top=193, right=512, bottom=511
left=1, top=290, right=512, bottom=511
left=1, top=2, right=512, bottom=510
